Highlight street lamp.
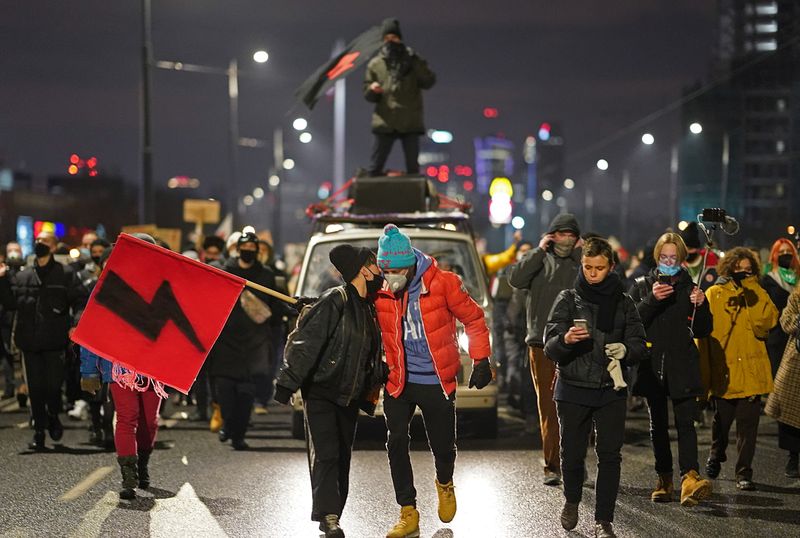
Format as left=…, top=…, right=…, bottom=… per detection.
left=596, top=159, right=609, bottom=171
left=292, top=118, right=308, bottom=131
left=563, top=178, right=575, bottom=190
left=689, top=122, right=703, bottom=134
left=641, top=133, right=655, bottom=145
left=253, top=50, right=269, bottom=64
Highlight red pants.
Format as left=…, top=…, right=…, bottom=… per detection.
left=110, top=384, right=161, bottom=457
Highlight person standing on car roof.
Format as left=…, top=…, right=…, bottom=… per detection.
left=507, top=213, right=583, bottom=486
left=364, top=18, right=436, bottom=176
left=374, top=224, right=492, bottom=538
left=274, top=244, right=385, bottom=538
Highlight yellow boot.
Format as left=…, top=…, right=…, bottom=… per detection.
left=209, top=403, right=223, bottom=433
left=435, top=479, right=457, bottom=522
left=680, top=470, right=712, bottom=507
left=386, top=505, right=420, bottom=538
left=650, top=473, right=674, bottom=502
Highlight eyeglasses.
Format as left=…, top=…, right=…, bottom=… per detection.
left=658, top=255, right=678, bottom=263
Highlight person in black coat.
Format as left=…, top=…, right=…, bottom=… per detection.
left=207, top=232, right=282, bottom=450
left=544, top=237, right=646, bottom=538
left=275, top=245, right=384, bottom=538
left=760, top=238, right=800, bottom=376
left=628, top=232, right=714, bottom=507
left=0, top=231, right=86, bottom=450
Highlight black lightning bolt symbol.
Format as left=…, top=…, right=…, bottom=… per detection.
left=95, top=270, right=206, bottom=353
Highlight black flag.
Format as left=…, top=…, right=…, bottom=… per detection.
left=295, top=24, right=384, bottom=109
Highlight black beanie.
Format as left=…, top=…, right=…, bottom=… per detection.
left=381, top=18, right=402, bottom=38
left=547, top=213, right=580, bottom=236
left=680, top=222, right=701, bottom=249
left=330, top=245, right=372, bottom=283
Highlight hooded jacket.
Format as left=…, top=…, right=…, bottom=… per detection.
left=375, top=252, right=490, bottom=397
left=363, top=43, right=436, bottom=134
left=508, top=213, right=582, bottom=346
left=698, top=275, right=779, bottom=399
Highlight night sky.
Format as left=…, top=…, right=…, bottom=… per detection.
left=0, top=1, right=717, bottom=245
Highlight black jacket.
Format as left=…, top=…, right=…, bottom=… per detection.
left=0, top=258, right=86, bottom=352
left=277, top=284, right=382, bottom=410
left=761, top=272, right=792, bottom=373
left=207, top=258, right=280, bottom=381
left=544, top=289, right=646, bottom=390
left=628, top=269, right=712, bottom=398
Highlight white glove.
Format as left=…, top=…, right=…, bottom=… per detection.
left=607, top=359, right=628, bottom=391
left=604, top=343, right=626, bottom=361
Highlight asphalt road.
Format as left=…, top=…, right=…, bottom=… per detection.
left=0, top=395, right=798, bottom=537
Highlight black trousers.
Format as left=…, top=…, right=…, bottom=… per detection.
left=368, top=133, right=420, bottom=176
left=214, top=377, right=255, bottom=442
left=646, top=394, right=699, bottom=476
left=709, top=396, right=761, bottom=480
left=557, top=398, right=626, bottom=523
left=778, top=421, right=800, bottom=453
left=23, top=350, right=65, bottom=431
left=304, top=398, right=359, bottom=521
left=89, top=383, right=114, bottom=434
left=191, top=362, right=211, bottom=418
left=384, top=383, right=456, bottom=507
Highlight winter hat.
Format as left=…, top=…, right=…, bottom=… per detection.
left=330, top=244, right=372, bottom=282
left=547, top=213, right=580, bottom=236
left=237, top=232, right=258, bottom=248
left=680, top=222, right=701, bottom=250
left=377, top=224, right=415, bottom=269
left=226, top=231, right=242, bottom=252
left=131, top=232, right=156, bottom=245
left=381, top=18, right=402, bottom=39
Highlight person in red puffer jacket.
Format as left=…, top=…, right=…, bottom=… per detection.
left=374, top=224, right=491, bottom=538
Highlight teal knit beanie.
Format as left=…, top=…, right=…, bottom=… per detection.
left=377, top=224, right=415, bottom=269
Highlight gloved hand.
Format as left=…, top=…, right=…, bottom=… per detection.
left=376, top=361, right=390, bottom=384
left=273, top=385, right=293, bottom=405
left=290, top=296, right=317, bottom=313
left=468, top=359, right=494, bottom=389
left=604, top=343, right=627, bottom=361
left=80, top=377, right=102, bottom=395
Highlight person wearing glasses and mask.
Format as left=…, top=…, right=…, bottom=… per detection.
left=628, top=233, right=714, bottom=506
left=374, top=224, right=492, bottom=538
left=699, top=247, right=778, bottom=491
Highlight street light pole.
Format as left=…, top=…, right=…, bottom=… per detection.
left=669, top=144, right=679, bottom=226
left=272, top=127, right=284, bottom=250
left=227, top=59, right=240, bottom=230
left=139, top=0, right=154, bottom=224
left=620, top=169, right=630, bottom=243
left=333, top=39, right=346, bottom=191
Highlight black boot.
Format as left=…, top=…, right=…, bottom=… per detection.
left=319, top=514, right=345, bottom=538
left=47, top=413, right=64, bottom=442
left=28, top=430, right=45, bottom=451
left=117, top=456, right=138, bottom=500
left=787, top=452, right=800, bottom=479
left=138, top=451, right=151, bottom=489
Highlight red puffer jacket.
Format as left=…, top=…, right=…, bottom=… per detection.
left=375, top=258, right=491, bottom=397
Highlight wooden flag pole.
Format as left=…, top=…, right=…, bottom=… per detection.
left=244, top=280, right=297, bottom=304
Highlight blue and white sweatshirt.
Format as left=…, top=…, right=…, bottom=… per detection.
left=403, top=249, right=438, bottom=384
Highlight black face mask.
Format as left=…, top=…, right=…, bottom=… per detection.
left=732, top=271, right=751, bottom=284
left=366, top=271, right=384, bottom=295
left=34, top=242, right=51, bottom=258
left=778, top=253, right=793, bottom=269
left=239, top=250, right=257, bottom=264
left=91, top=255, right=102, bottom=265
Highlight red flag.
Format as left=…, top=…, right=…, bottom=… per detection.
left=72, top=234, right=245, bottom=394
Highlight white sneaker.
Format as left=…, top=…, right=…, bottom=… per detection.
left=68, top=400, right=89, bottom=421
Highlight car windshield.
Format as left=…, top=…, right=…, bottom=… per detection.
left=300, top=237, right=485, bottom=302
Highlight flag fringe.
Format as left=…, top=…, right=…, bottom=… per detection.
left=112, top=362, right=169, bottom=399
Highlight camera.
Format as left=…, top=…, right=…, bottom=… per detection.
left=701, top=208, right=727, bottom=223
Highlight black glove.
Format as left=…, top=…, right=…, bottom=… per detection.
left=468, top=359, right=493, bottom=389
left=290, top=296, right=317, bottom=313
left=377, top=361, right=390, bottom=384
left=273, top=385, right=293, bottom=405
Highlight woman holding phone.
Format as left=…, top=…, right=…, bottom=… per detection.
left=628, top=233, right=714, bottom=507
left=544, top=237, right=646, bottom=538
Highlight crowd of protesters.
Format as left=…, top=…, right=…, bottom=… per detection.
left=1, top=214, right=799, bottom=538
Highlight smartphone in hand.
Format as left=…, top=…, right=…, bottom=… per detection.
left=657, top=274, right=672, bottom=285
left=573, top=318, right=589, bottom=331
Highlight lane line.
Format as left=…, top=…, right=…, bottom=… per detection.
left=150, top=482, right=228, bottom=537
left=15, top=421, right=28, bottom=429
left=67, top=490, right=118, bottom=538
left=59, top=466, right=114, bottom=502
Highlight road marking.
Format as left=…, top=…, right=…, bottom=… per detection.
left=0, top=396, right=18, bottom=411
left=160, top=411, right=184, bottom=429
left=181, top=455, right=188, bottom=465
left=67, top=491, right=118, bottom=538
left=59, top=466, right=114, bottom=502
left=150, top=482, right=228, bottom=537
left=15, top=421, right=28, bottom=429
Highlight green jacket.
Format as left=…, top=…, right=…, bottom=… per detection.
left=363, top=46, right=436, bottom=134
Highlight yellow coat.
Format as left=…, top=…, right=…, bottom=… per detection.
left=698, top=276, right=779, bottom=399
